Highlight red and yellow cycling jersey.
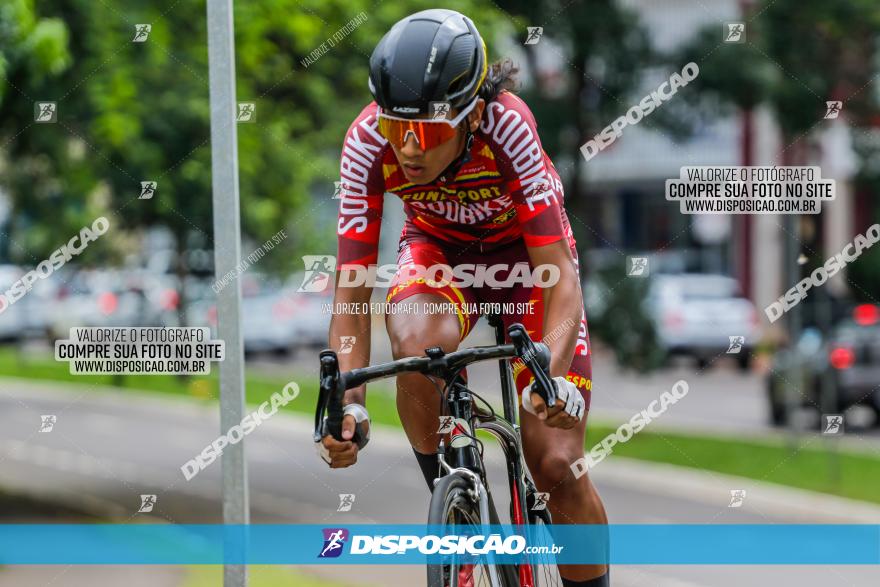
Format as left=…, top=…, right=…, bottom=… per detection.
left=335, top=91, right=593, bottom=406
left=336, top=91, right=575, bottom=267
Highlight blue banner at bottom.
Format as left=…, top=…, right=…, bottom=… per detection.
left=0, top=524, right=877, bottom=565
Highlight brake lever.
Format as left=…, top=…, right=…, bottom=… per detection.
left=508, top=323, right=557, bottom=408
left=315, top=350, right=340, bottom=442
left=315, top=349, right=369, bottom=450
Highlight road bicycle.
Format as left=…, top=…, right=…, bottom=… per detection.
left=315, top=313, right=563, bottom=587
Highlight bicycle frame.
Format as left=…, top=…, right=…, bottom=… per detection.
left=314, top=319, right=557, bottom=587
left=485, top=312, right=535, bottom=530
left=434, top=315, right=546, bottom=587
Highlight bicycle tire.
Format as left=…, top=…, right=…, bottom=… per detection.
left=526, top=515, right=562, bottom=587
left=427, top=474, right=519, bottom=587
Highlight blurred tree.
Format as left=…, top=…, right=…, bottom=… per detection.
left=676, top=0, right=880, bottom=302
left=0, top=0, right=73, bottom=261
left=586, top=261, right=665, bottom=373
left=0, top=1, right=501, bottom=278
left=498, top=0, right=662, bottom=371
left=507, top=0, right=652, bottom=201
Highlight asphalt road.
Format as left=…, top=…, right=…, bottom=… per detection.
left=1, top=377, right=878, bottom=587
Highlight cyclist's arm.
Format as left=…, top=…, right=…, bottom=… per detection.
left=332, top=102, right=388, bottom=406
left=329, top=278, right=372, bottom=405
left=525, top=241, right=581, bottom=377
left=483, top=92, right=580, bottom=375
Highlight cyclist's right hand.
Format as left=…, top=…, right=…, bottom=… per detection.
left=318, top=408, right=371, bottom=468
left=522, top=376, right=584, bottom=429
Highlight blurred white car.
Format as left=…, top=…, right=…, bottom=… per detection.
left=0, top=265, right=30, bottom=341
left=188, top=273, right=331, bottom=355
left=646, top=273, right=760, bottom=370
left=48, top=270, right=149, bottom=339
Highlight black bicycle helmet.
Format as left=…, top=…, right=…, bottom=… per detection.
left=369, top=9, right=488, bottom=117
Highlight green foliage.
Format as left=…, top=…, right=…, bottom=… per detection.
left=675, top=25, right=775, bottom=112
left=0, top=0, right=504, bottom=273
left=676, top=0, right=880, bottom=130
left=675, top=0, right=880, bottom=303
left=585, top=262, right=665, bottom=373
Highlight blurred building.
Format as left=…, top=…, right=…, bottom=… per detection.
left=574, top=0, right=866, bottom=333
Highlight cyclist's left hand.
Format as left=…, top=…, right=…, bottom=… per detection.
left=523, top=376, right=585, bottom=429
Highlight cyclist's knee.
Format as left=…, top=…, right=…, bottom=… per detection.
left=532, top=450, right=581, bottom=490
left=389, top=315, right=459, bottom=359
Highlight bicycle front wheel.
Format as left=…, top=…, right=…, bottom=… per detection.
left=427, top=474, right=518, bottom=587
left=526, top=515, right=562, bottom=587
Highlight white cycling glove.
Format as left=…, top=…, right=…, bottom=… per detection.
left=316, top=403, right=371, bottom=465
left=522, top=376, right=585, bottom=421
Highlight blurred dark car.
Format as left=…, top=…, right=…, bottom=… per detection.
left=766, top=304, right=880, bottom=427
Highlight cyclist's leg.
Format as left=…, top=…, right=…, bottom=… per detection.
left=385, top=236, right=479, bottom=460
left=387, top=293, right=461, bottom=455
left=496, top=253, right=608, bottom=583
left=520, top=399, right=608, bottom=583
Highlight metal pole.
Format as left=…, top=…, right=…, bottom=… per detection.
left=206, top=0, right=249, bottom=585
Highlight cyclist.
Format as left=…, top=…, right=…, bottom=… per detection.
left=319, top=9, right=608, bottom=586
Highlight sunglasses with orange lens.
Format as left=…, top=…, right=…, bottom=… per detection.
left=376, top=99, right=478, bottom=150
